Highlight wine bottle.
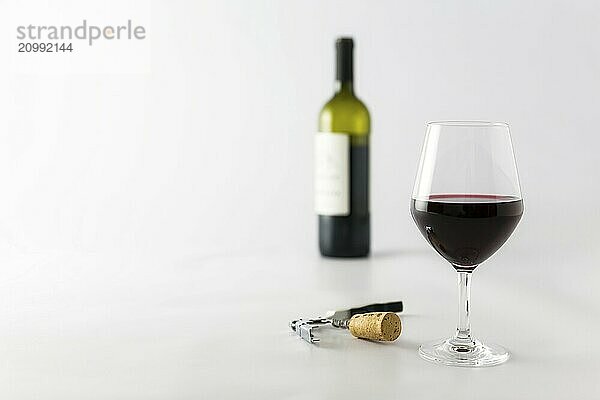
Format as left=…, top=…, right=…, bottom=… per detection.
left=315, top=37, right=370, bottom=257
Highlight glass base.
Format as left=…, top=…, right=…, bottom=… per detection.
left=419, top=337, right=509, bottom=367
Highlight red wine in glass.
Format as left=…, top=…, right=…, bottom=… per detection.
left=411, top=194, right=523, bottom=270
left=411, top=121, right=523, bottom=367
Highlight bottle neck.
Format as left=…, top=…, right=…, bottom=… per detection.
left=335, top=80, right=354, bottom=95
left=335, top=38, right=354, bottom=93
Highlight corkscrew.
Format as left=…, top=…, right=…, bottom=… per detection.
left=289, top=301, right=403, bottom=344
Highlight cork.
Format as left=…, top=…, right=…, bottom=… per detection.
left=348, top=312, right=401, bottom=341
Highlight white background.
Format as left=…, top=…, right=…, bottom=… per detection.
left=0, top=0, right=599, bottom=399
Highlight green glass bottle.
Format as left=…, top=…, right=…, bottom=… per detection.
left=315, top=37, right=370, bottom=257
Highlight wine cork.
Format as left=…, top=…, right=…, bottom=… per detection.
left=348, top=312, right=401, bottom=341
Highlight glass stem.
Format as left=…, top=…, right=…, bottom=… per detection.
left=455, top=270, right=473, bottom=341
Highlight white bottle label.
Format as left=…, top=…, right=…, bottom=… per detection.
left=314, top=132, right=350, bottom=216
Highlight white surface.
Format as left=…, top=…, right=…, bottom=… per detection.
left=0, top=0, right=599, bottom=398
left=1, top=245, right=599, bottom=399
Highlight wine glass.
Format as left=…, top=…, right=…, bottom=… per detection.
left=411, top=121, right=523, bottom=367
